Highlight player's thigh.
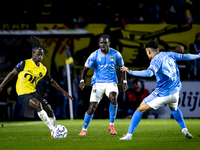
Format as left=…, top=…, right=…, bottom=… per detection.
left=105, top=83, right=119, bottom=98
left=18, top=92, right=38, bottom=110
left=168, top=92, right=179, bottom=110
left=137, top=101, right=152, bottom=113
left=144, top=92, right=179, bottom=110
left=144, top=92, right=167, bottom=110
left=89, top=83, right=106, bottom=103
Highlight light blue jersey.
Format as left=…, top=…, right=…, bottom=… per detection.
left=85, top=48, right=124, bottom=85
left=148, top=52, right=182, bottom=96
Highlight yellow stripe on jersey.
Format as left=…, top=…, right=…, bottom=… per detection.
left=16, top=59, right=47, bottom=95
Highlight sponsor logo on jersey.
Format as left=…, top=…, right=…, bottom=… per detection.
left=28, top=70, right=33, bottom=73
left=92, top=89, right=96, bottom=93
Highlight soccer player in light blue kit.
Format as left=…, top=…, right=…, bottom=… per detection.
left=78, top=34, right=128, bottom=136
left=120, top=40, right=200, bottom=140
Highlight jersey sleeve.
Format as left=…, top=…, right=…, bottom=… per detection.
left=15, top=60, right=25, bottom=72
left=116, top=52, right=124, bottom=67
left=129, top=69, right=154, bottom=77
left=43, top=71, right=52, bottom=83
left=172, top=52, right=183, bottom=61
left=84, top=52, right=96, bottom=68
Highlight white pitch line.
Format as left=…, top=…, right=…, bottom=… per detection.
left=2, top=122, right=43, bottom=126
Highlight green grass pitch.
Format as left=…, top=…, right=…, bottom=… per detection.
left=0, top=119, right=200, bottom=150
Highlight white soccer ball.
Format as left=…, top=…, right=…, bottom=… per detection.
left=52, top=125, right=67, bottom=138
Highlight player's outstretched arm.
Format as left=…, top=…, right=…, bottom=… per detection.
left=0, top=68, right=18, bottom=92
left=50, top=79, right=74, bottom=100
left=79, top=67, right=90, bottom=90
left=121, top=66, right=154, bottom=77
left=182, top=53, right=200, bottom=61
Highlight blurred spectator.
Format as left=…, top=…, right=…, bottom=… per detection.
left=174, top=45, right=190, bottom=80
left=193, top=0, right=200, bottom=24
left=84, top=0, right=109, bottom=23
left=107, top=13, right=127, bottom=29
left=73, top=15, right=88, bottom=28
left=124, top=0, right=154, bottom=23
left=189, top=32, right=200, bottom=80
left=54, top=66, right=68, bottom=118
left=103, top=12, right=127, bottom=49
left=169, top=0, right=197, bottom=24
left=124, top=79, right=149, bottom=118
left=185, top=14, right=193, bottom=24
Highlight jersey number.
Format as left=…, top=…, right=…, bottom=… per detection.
left=24, top=73, right=38, bottom=84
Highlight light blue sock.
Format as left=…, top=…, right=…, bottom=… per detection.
left=171, top=107, right=186, bottom=129
left=128, top=110, right=143, bottom=134
left=109, top=103, right=118, bottom=124
left=83, top=112, right=94, bottom=129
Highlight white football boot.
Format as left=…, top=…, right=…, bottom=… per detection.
left=182, top=128, right=193, bottom=139
left=119, top=133, right=132, bottom=140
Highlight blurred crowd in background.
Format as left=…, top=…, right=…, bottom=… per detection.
left=1, top=0, right=200, bottom=28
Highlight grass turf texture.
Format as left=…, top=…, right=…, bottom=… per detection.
left=0, top=119, right=199, bottom=150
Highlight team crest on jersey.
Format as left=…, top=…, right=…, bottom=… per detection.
left=110, top=56, right=114, bottom=61
left=92, top=89, right=97, bottom=93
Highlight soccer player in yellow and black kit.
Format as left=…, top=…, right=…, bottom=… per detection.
left=0, top=36, right=73, bottom=138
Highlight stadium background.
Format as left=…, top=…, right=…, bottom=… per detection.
left=0, top=0, right=200, bottom=120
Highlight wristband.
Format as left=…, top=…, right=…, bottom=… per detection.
left=80, top=79, right=84, bottom=83
left=123, top=80, right=127, bottom=83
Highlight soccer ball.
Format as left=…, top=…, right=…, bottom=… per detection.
left=52, top=125, right=67, bottom=138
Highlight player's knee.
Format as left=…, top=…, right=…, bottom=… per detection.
left=44, top=104, right=54, bottom=117
left=30, top=100, right=42, bottom=112
left=87, top=103, right=98, bottom=115
left=87, top=107, right=96, bottom=115
left=109, top=92, right=117, bottom=104
left=136, top=102, right=152, bottom=113
left=35, top=102, right=43, bottom=111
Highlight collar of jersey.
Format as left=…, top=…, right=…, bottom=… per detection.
left=152, top=52, right=160, bottom=59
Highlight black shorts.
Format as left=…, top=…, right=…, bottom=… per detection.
left=18, top=92, right=49, bottom=110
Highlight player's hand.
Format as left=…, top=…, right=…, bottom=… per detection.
left=79, top=82, right=85, bottom=90
left=120, top=66, right=130, bottom=73
left=63, top=92, right=74, bottom=100
left=122, top=83, right=128, bottom=92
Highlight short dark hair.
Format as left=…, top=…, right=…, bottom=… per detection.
left=145, top=40, right=159, bottom=49
left=99, top=34, right=110, bottom=42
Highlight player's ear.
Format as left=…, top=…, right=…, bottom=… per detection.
left=108, top=41, right=111, bottom=46
left=148, top=49, right=151, bottom=55
left=146, top=48, right=151, bottom=55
